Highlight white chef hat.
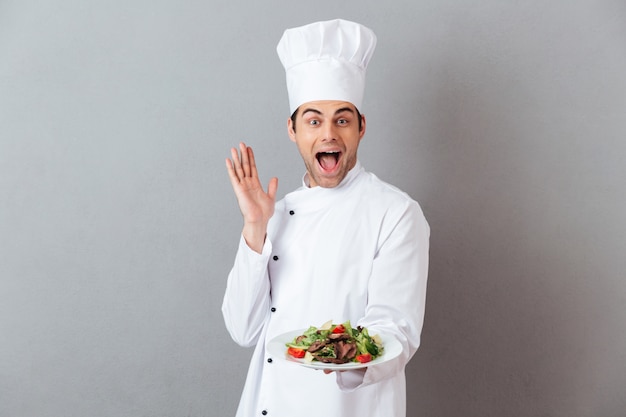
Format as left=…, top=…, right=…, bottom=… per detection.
left=276, top=19, right=377, bottom=115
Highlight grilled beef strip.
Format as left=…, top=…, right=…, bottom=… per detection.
left=335, top=340, right=358, bottom=361
left=307, top=340, right=328, bottom=353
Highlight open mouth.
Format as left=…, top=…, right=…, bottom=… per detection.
left=316, top=151, right=341, bottom=171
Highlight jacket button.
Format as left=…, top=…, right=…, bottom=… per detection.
left=262, top=411, right=268, bottom=415
left=272, top=255, right=279, bottom=261
left=270, top=307, right=276, bottom=312
left=267, top=358, right=273, bottom=363
left=289, top=210, right=295, bottom=215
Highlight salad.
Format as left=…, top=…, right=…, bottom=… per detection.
left=285, top=320, right=384, bottom=364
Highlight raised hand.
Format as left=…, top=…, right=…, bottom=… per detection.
left=226, top=142, right=278, bottom=253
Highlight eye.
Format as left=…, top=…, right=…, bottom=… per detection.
left=308, top=119, right=320, bottom=126
left=337, top=118, right=348, bottom=126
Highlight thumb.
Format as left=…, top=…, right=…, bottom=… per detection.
left=267, top=177, right=278, bottom=201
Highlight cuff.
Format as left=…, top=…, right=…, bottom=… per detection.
left=335, top=368, right=367, bottom=391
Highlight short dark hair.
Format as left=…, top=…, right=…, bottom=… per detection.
left=290, top=106, right=363, bottom=133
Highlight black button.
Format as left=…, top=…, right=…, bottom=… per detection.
left=289, top=210, right=295, bottom=215
left=262, top=411, right=268, bottom=416
left=270, top=307, right=276, bottom=312
left=272, top=255, right=279, bottom=261
left=267, top=358, right=273, bottom=363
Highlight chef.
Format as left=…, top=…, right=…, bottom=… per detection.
left=222, top=19, right=429, bottom=417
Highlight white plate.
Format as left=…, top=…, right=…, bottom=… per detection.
left=266, top=328, right=402, bottom=370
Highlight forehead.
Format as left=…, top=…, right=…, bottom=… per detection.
left=298, top=100, right=357, bottom=117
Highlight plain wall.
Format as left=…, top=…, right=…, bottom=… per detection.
left=1, top=1, right=625, bottom=416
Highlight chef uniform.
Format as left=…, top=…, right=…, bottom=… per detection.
left=222, top=19, right=429, bottom=417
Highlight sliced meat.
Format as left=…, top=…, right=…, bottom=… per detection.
left=335, top=341, right=358, bottom=361
left=307, top=340, right=328, bottom=353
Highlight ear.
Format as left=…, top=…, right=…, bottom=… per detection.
left=359, top=114, right=367, bottom=140
left=287, top=117, right=296, bottom=143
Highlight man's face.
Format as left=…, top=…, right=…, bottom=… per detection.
left=288, top=100, right=366, bottom=188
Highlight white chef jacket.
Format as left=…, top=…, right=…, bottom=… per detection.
left=222, top=161, right=429, bottom=417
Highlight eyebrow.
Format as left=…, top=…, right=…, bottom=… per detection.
left=301, top=108, right=322, bottom=116
left=334, top=107, right=355, bottom=116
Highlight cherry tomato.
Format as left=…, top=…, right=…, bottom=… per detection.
left=332, top=324, right=346, bottom=334
left=287, top=347, right=306, bottom=358
left=356, top=353, right=372, bottom=363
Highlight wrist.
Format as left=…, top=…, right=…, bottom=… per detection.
left=242, top=223, right=267, bottom=254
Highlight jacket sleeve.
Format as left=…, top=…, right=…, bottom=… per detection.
left=221, top=235, right=273, bottom=348
left=337, top=199, right=430, bottom=390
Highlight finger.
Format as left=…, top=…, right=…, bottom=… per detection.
left=239, top=142, right=252, bottom=178
left=247, top=146, right=259, bottom=179
left=230, top=147, right=244, bottom=180
left=225, top=158, right=240, bottom=187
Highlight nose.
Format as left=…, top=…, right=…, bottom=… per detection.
left=321, top=122, right=337, bottom=142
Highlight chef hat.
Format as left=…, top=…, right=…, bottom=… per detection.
left=276, top=19, right=377, bottom=115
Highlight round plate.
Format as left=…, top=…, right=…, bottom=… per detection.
left=266, top=328, right=402, bottom=370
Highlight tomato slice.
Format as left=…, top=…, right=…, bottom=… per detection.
left=356, top=353, right=372, bottom=363
left=287, top=347, right=306, bottom=358
left=332, top=324, right=346, bottom=334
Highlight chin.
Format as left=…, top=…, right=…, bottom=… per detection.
left=315, top=173, right=345, bottom=188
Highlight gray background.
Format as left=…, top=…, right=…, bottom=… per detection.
left=1, top=1, right=625, bottom=416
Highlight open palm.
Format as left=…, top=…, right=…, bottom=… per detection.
left=226, top=143, right=278, bottom=252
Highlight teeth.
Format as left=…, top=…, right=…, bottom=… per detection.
left=317, top=151, right=339, bottom=158
left=316, top=151, right=340, bottom=164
